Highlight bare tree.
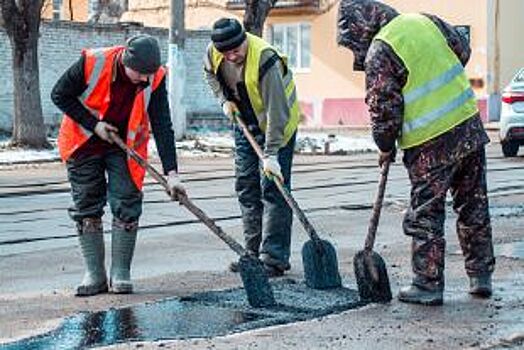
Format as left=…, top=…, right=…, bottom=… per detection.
left=243, top=0, right=278, bottom=36
left=0, top=0, right=50, bottom=148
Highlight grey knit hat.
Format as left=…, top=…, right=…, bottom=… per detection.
left=122, top=34, right=161, bottom=74
left=211, top=18, right=247, bottom=52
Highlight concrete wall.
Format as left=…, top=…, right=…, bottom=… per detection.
left=493, top=0, right=523, bottom=88
left=486, top=0, right=524, bottom=121
left=0, top=21, right=219, bottom=132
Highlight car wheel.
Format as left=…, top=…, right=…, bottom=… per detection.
left=501, top=140, right=519, bottom=157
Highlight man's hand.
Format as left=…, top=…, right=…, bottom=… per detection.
left=222, top=101, right=239, bottom=122
left=378, top=148, right=396, bottom=168
left=167, top=171, right=187, bottom=201
left=94, top=121, right=118, bottom=143
left=262, top=155, right=283, bottom=182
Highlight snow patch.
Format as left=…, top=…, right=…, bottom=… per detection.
left=0, top=132, right=376, bottom=165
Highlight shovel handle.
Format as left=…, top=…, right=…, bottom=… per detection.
left=365, top=158, right=391, bottom=252
left=234, top=114, right=321, bottom=244
left=109, top=132, right=246, bottom=256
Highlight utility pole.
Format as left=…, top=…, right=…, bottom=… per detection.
left=169, top=0, right=186, bottom=140
left=487, top=0, right=501, bottom=121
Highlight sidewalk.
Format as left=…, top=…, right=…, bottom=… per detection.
left=0, top=131, right=376, bottom=166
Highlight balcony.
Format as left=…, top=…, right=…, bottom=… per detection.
left=226, top=0, right=325, bottom=14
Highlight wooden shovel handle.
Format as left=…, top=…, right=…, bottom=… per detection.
left=234, top=114, right=321, bottom=244
left=364, top=158, right=391, bottom=252
left=109, top=132, right=246, bottom=256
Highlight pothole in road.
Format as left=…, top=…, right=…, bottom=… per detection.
left=1, top=279, right=361, bottom=350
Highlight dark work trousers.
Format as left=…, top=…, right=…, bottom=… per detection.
left=403, top=146, right=495, bottom=291
left=234, top=126, right=296, bottom=271
left=66, top=149, right=143, bottom=225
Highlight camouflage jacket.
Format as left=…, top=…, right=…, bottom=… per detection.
left=337, top=0, right=489, bottom=167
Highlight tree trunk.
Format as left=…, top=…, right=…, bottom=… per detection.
left=10, top=33, right=48, bottom=148
left=243, top=0, right=278, bottom=36
left=1, top=0, right=49, bottom=149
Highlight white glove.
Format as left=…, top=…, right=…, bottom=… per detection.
left=94, top=121, right=118, bottom=143
left=222, top=101, right=239, bottom=122
left=167, top=171, right=187, bottom=201
left=262, top=155, right=283, bottom=182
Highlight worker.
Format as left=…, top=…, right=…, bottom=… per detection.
left=203, top=18, right=300, bottom=277
left=337, top=0, right=495, bottom=305
left=52, top=34, right=186, bottom=296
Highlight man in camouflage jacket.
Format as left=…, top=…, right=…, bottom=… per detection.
left=337, top=0, right=495, bottom=305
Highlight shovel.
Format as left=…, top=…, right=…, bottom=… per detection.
left=234, top=114, right=342, bottom=289
left=353, top=158, right=392, bottom=303
left=109, top=133, right=276, bottom=308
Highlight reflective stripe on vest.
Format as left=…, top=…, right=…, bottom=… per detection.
left=210, top=33, right=300, bottom=146
left=374, top=14, right=478, bottom=149
left=57, top=46, right=166, bottom=190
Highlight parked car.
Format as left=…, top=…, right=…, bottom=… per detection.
left=499, top=68, right=524, bottom=157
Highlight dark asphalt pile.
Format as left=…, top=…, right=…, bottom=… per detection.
left=1, top=279, right=362, bottom=350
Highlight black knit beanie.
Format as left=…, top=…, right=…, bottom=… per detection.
left=122, top=34, right=161, bottom=74
left=211, top=18, right=247, bottom=52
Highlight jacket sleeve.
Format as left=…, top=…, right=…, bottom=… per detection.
left=365, top=41, right=406, bottom=152
left=259, top=50, right=290, bottom=156
left=148, top=76, right=178, bottom=174
left=203, top=43, right=227, bottom=106
left=425, top=13, right=471, bottom=66
left=50, top=55, right=99, bottom=132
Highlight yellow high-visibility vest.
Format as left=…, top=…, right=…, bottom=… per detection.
left=210, top=33, right=300, bottom=146
left=375, top=14, right=478, bottom=149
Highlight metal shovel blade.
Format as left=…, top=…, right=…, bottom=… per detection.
left=353, top=250, right=392, bottom=303
left=302, top=239, right=342, bottom=289
left=238, top=255, right=276, bottom=308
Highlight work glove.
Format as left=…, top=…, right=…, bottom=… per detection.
left=378, top=147, right=396, bottom=168
left=222, top=101, right=239, bottom=122
left=167, top=171, right=187, bottom=201
left=94, top=121, right=118, bottom=143
left=262, top=155, right=284, bottom=183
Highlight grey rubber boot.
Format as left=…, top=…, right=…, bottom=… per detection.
left=110, top=220, right=138, bottom=294
left=76, top=218, right=108, bottom=297
left=398, top=285, right=443, bottom=306
left=469, top=274, right=492, bottom=298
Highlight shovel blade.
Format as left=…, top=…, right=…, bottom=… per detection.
left=353, top=250, right=392, bottom=303
left=238, top=255, right=276, bottom=308
left=302, top=239, right=342, bottom=289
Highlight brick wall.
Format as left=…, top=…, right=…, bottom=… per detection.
left=0, top=20, right=221, bottom=133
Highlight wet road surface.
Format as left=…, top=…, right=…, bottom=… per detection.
left=0, top=143, right=523, bottom=349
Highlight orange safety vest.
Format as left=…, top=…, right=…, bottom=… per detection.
left=57, top=46, right=167, bottom=190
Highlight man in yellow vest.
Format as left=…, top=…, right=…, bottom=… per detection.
left=203, top=18, right=301, bottom=277
left=52, top=34, right=186, bottom=296
left=337, top=0, right=495, bottom=305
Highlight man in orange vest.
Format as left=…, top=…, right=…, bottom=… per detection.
left=51, top=34, right=185, bottom=296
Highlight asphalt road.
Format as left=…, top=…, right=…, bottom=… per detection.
left=0, top=142, right=523, bottom=349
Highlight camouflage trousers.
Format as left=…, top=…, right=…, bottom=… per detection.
left=234, top=125, right=296, bottom=271
left=403, top=147, right=495, bottom=291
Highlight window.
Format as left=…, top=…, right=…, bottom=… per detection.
left=52, top=0, right=62, bottom=20
left=270, top=23, right=311, bottom=71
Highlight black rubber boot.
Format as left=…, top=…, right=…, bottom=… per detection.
left=398, top=285, right=443, bottom=306
left=469, top=275, right=492, bottom=298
